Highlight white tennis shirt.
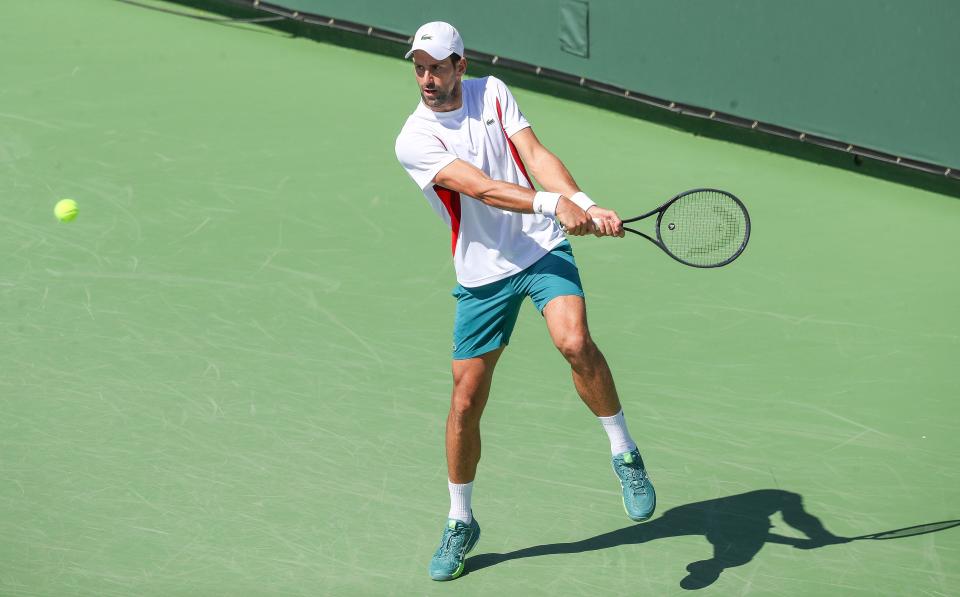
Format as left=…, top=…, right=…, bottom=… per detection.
left=395, top=76, right=565, bottom=288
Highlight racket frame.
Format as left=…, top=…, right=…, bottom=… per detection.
left=621, top=188, right=751, bottom=268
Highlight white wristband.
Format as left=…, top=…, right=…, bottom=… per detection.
left=570, top=191, right=596, bottom=212
left=532, top=192, right=561, bottom=218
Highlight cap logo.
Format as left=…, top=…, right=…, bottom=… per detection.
left=421, top=34, right=433, bottom=40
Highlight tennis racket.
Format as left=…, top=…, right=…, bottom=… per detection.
left=613, top=188, right=750, bottom=268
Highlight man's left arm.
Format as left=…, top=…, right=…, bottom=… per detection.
left=511, top=127, right=624, bottom=237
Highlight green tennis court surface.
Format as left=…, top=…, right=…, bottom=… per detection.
left=2, top=1, right=958, bottom=594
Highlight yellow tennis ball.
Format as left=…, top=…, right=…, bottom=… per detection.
left=54, top=198, right=78, bottom=222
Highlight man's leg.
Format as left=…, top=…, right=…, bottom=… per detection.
left=542, top=295, right=620, bottom=417
left=543, top=295, right=656, bottom=522
left=431, top=275, right=524, bottom=581
left=429, top=347, right=503, bottom=581
left=447, top=347, right=504, bottom=486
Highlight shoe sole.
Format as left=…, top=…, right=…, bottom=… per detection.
left=430, top=527, right=481, bottom=581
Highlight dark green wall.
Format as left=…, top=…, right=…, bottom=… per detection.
left=278, top=0, right=959, bottom=168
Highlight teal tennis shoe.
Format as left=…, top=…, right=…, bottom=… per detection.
left=428, top=516, right=481, bottom=581
left=612, top=449, right=656, bottom=522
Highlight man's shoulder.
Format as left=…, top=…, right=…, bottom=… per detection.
left=464, top=75, right=508, bottom=98
left=395, top=115, right=442, bottom=161
left=396, top=109, right=432, bottom=141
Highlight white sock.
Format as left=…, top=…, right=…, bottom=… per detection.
left=598, top=409, right=638, bottom=455
left=448, top=480, right=473, bottom=523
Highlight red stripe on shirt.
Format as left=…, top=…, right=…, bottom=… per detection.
left=495, top=98, right=534, bottom=188
left=433, top=185, right=461, bottom=255
left=430, top=135, right=460, bottom=255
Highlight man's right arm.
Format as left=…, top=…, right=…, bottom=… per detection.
left=434, top=159, right=594, bottom=235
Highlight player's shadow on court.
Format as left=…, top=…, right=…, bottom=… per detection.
left=465, top=489, right=959, bottom=589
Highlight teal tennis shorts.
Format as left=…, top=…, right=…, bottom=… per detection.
left=451, top=240, right=585, bottom=360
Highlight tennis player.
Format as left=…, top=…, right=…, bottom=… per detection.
left=394, top=21, right=656, bottom=581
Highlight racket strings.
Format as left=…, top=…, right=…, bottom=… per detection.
left=659, top=191, right=748, bottom=267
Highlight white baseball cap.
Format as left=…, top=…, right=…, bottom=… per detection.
left=404, top=21, right=464, bottom=60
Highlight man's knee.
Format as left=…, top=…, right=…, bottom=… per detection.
left=450, top=391, right=483, bottom=419
left=450, top=385, right=487, bottom=425
left=450, top=358, right=495, bottom=418
left=555, top=332, right=598, bottom=364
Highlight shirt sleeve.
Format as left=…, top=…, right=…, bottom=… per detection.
left=490, top=76, right=531, bottom=138
left=395, top=130, right=458, bottom=190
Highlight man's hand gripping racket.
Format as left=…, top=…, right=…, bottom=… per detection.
left=562, top=188, right=751, bottom=268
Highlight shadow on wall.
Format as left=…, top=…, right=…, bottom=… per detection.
left=463, top=489, right=959, bottom=589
